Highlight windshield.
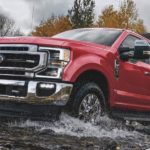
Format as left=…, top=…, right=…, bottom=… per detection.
left=53, top=28, right=123, bottom=46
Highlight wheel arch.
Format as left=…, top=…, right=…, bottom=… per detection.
left=66, top=68, right=112, bottom=112
left=75, top=69, right=110, bottom=103
left=63, top=55, right=114, bottom=109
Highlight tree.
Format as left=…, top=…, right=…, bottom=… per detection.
left=32, top=16, right=72, bottom=37
left=0, top=14, right=14, bottom=36
left=131, top=19, right=146, bottom=34
left=96, top=5, right=118, bottom=28
left=68, top=0, right=95, bottom=28
left=96, top=0, right=146, bottom=34
left=0, top=13, right=23, bottom=37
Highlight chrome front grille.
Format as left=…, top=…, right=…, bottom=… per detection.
left=0, top=45, right=47, bottom=77
left=0, top=53, right=40, bottom=68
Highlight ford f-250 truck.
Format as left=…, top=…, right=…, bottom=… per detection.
left=0, top=28, right=149, bottom=122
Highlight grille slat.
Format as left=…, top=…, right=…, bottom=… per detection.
left=0, top=53, right=40, bottom=68
left=0, top=47, right=28, bottom=51
left=0, top=70, right=25, bottom=75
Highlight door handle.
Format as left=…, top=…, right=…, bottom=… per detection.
left=144, top=72, right=150, bottom=76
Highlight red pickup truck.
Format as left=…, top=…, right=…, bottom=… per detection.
left=0, top=28, right=149, bottom=122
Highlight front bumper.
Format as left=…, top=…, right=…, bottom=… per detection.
left=0, top=79, right=73, bottom=106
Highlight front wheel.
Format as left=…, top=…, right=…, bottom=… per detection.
left=71, top=82, right=106, bottom=123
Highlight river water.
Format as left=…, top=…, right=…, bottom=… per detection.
left=0, top=113, right=149, bottom=150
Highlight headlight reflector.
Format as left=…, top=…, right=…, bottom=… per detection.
left=37, top=47, right=70, bottom=78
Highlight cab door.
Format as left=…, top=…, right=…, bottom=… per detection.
left=115, top=35, right=150, bottom=111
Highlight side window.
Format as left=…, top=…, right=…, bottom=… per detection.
left=120, top=35, right=140, bottom=49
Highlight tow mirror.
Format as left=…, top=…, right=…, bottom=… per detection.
left=134, top=40, right=150, bottom=59
left=118, top=47, right=132, bottom=54
left=120, top=51, right=134, bottom=61
left=119, top=47, right=134, bottom=61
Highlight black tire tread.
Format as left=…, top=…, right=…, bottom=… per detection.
left=71, top=82, right=106, bottom=116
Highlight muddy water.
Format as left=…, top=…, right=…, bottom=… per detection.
left=0, top=113, right=149, bottom=150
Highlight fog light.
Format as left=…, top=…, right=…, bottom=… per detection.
left=37, top=83, right=56, bottom=97
left=39, top=83, right=55, bottom=89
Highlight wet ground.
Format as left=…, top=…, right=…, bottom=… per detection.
left=0, top=113, right=149, bottom=150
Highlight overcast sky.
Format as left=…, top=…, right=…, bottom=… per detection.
left=0, top=0, right=149, bottom=35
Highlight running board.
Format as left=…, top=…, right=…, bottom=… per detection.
left=111, top=109, right=150, bottom=122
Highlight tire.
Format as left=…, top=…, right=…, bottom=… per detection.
left=71, top=82, right=106, bottom=123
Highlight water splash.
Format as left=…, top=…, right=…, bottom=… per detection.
left=9, top=113, right=137, bottom=138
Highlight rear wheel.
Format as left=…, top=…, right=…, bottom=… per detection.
left=71, top=82, right=106, bottom=123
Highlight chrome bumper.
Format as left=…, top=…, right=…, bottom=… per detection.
left=0, top=79, right=73, bottom=106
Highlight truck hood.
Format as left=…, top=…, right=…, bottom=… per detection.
left=0, top=36, right=110, bottom=55
left=0, top=37, right=66, bottom=47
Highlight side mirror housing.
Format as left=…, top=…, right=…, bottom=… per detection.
left=118, top=47, right=132, bottom=54
left=134, top=40, right=150, bottom=59
left=120, top=51, right=134, bottom=61
left=119, top=47, right=134, bottom=61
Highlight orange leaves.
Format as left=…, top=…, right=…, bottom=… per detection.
left=96, top=0, right=146, bottom=34
left=97, top=5, right=119, bottom=28
left=32, top=0, right=147, bottom=36
left=32, top=16, right=72, bottom=37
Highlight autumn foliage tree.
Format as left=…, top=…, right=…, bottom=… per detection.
left=68, top=0, right=95, bottom=28
left=96, top=0, right=146, bottom=34
left=32, top=0, right=147, bottom=36
left=96, top=5, right=118, bottom=28
left=32, top=16, right=72, bottom=37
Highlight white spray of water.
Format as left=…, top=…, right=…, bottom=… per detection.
left=9, top=113, right=139, bottom=139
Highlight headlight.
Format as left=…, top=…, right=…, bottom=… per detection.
left=63, top=49, right=70, bottom=62
left=48, top=48, right=70, bottom=67
left=36, top=47, right=70, bottom=78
